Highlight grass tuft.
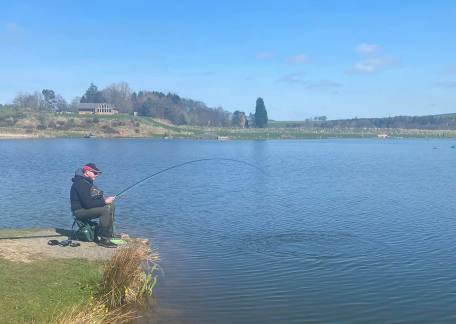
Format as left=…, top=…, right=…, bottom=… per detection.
left=97, top=242, right=158, bottom=308
left=54, top=242, right=159, bottom=324
left=53, top=300, right=138, bottom=324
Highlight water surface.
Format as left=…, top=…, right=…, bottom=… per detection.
left=1, top=138, right=456, bottom=323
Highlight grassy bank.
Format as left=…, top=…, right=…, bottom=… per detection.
left=2, top=110, right=456, bottom=139
left=0, top=228, right=158, bottom=324
left=0, top=258, right=102, bottom=323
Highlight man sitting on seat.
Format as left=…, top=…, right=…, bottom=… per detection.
left=70, top=163, right=118, bottom=248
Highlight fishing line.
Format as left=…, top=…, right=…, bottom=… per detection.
left=114, top=158, right=268, bottom=199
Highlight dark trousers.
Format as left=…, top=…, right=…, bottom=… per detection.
left=73, top=204, right=115, bottom=239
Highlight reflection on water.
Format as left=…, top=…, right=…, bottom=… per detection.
left=2, top=139, right=456, bottom=323
left=241, top=230, right=385, bottom=260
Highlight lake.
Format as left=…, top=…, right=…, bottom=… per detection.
left=1, top=138, right=456, bottom=323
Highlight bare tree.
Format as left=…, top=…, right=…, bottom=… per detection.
left=13, top=91, right=44, bottom=110
left=102, top=82, right=133, bottom=113
left=54, top=94, right=68, bottom=111
left=69, top=96, right=81, bottom=112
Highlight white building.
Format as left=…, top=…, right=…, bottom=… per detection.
left=78, top=103, right=118, bottom=115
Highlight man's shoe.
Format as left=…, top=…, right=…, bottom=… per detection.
left=59, top=240, right=71, bottom=247
left=110, top=238, right=126, bottom=246
left=98, top=238, right=117, bottom=248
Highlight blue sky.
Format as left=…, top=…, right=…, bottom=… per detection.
left=1, top=0, right=455, bottom=120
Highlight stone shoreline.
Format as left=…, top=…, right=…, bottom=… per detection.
left=0, top=132, right=40, bottom=138
left=0, top=228, right=149, bottom=263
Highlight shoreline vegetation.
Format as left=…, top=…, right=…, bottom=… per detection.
left=2, top=110, right=456, bottom=140
left=0, top=228, right=159, bottom=324
left=4, top=83, right=456, bottom=140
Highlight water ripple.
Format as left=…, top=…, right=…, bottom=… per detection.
left=4, top=139, right=456, bottom=323
left=239, top=230, right=384, bottom=261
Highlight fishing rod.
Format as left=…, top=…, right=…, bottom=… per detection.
left=114, top=158, right=268, bottom=199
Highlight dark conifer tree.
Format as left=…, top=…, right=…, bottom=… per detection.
left=80, top=83, right=105, bottom=103
left=254, top=97, right=268, bottom=128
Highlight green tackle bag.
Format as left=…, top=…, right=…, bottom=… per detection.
left=73, top=219, right=98, bottom=242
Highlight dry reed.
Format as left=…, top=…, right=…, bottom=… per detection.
left=97, top=242, right=158, bottom=308
left=54, top=241, right=159, bottom=324
left=53, top=300, right=139, bottom=324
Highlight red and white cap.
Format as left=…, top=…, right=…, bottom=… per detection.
left=83, top=163, right=102, bottom=174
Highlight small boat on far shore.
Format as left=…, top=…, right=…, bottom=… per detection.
left=84, top=133, right=96, bottom=138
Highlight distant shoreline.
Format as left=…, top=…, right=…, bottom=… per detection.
left=0, top=132, right=40, bottom=139
left=2, top=112, right=456, bottom=140
left=2, top=130, right=456, bottom=140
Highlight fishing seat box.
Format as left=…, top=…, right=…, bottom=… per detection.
left=72, top=214, right=99, bottom=242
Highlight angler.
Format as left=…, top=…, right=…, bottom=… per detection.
left=70, top=163, right=119, bottom=248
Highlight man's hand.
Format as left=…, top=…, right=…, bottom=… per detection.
left=105, top=196, right=116, bottom=204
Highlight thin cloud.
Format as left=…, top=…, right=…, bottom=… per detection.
left=351, top=57, right=398, bottom=73
left=350, top=43, right=399, bottom=74
left=5, top=22, right=20, bottom=32
left=184, top=71, right=215, bottom=77
left=443, top=65, right=456, bottom=75
left=1, top=22, right=23, bottom=46
left=281, top=72, right=306, bottom=83
left=356, top=43, right=379, bottom=54
left=433, top=81, right=456, bottom=88
left=280, top=73, right=342, bottom=89
left=287, top=54, right=310, bottom=64
left=256, top=52, right=274, bottom=60
left=302, top=80, right=342, bottom=89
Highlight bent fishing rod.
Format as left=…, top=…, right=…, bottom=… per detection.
left=114, top=158, right=268, bottom=199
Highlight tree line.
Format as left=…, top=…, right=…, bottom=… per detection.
left=5, top=82, right=269, bottom=127
left=283, top=114, right=456, bottom=130
left=324, top=115, right=456, bottom=130
left=6, top=84, right=456, bottom=130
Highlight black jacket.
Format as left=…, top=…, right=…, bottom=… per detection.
left=70, top=169, right=106, bottom=211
